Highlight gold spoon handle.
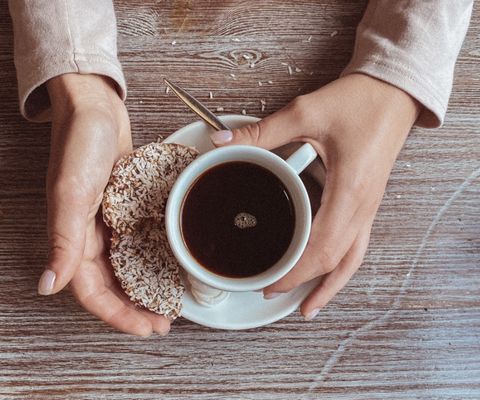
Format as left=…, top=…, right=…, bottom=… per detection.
left=164, top=79, right=231, bottom=131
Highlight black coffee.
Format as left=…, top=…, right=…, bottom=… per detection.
left=181, top=161, right=295, bottom=278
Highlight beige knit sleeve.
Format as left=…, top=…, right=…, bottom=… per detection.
left=341, top=0, right=473, bottom=128
left=8, top=0, right=126, bottom=122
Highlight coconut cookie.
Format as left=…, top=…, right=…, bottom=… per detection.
left=103, top=141, right=199, bottom=320
left=103, top=142, right=199, bottom=234
left=110, top=219, right=184, bottom=320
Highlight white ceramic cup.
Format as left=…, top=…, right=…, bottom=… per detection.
left=165, top=143, right=317, bottom=305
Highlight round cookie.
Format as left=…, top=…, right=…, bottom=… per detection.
left=103, top=141, right=199, bottom=234
left=110, top=219, right=183, bottom=320
left=103, top=141, right=199, bottom=320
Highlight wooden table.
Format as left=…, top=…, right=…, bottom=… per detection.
left=1, top=1, right=479, bottom=398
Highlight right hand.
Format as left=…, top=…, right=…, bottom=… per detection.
left=210, top=74, right=420, bottom=319
left=39, top=73, right=170, bottom=337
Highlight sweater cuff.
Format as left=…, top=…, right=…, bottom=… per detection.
left=340, top=0, right=473, bottom=129
left=9, top=0, right=125, bottom=123
left=19, top=54, right=126, bottom=122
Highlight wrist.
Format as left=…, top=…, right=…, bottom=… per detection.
left=47, top=73, right=120, bottom=113
left=351, top=73, right=421, bottom=128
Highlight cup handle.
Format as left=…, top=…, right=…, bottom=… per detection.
left=187, top=273, right=230, bottom=307
left=285, top=143, right=317, bottom=175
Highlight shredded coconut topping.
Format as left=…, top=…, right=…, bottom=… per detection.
left=103, top=142, right=199, bottom=320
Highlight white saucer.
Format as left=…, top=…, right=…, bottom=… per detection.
left=164, top=115, right=324, bottom=330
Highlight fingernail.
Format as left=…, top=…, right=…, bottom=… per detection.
left=210, top=130, right=233, bottom=145
left=264, top=292, right=281, bottom=300
left=305, top=308, right=320, bottom=321
left=38, top=269, right=56, bottom=295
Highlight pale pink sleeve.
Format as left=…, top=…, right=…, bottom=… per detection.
left=341, top=0, right=473, bottom=128
left=8, top=0, right=126, bottom=122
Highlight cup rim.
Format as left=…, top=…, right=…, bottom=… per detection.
left=165, top=145, right=311, bottom=292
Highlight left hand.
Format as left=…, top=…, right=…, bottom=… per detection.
left=209, top=73, right=420, bottom=320
left=41, top=73, right=170, bottom=336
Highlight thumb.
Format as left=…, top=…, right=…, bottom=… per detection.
left=38, top=181, right=90, bottom=295
left=209, top=102, right=301, bottom=150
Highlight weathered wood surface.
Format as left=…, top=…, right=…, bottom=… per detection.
left=1, top=1, right=479, bottom=399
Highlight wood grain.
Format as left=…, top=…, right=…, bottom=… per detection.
left=0, top=1, right=479, bottom=399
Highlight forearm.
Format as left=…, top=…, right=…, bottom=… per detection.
left=8, top=0, right=126, bottom=122
left=342, top=0, right=474, bottom=128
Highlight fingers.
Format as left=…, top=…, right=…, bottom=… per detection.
left=264, top=167, right=367, bottom=295
left=300, top=227, right=371, bottom=320
left=74, top=278, right=154, bottom=337
left=106, top=274, right=171, bottom=336
left=69, top=211, right=171, bottom=337
left=70, top=259, right=171, bottom=337
left=210, top=97, right=308, bottom=150
left=108, top=280, right=171, bottom=336
left=137, top=308, right=171, bottom=336
left=39, top=183, right=90, bottom=295
left=41, top=106, right=120, bottom=296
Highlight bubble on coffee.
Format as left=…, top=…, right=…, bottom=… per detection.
left=234, top=212, right=257, bottom=229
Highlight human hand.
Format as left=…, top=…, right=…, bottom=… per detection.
left=38, top=74, right=170, bottom=336
left=210, top=73, right=420, bottom=320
